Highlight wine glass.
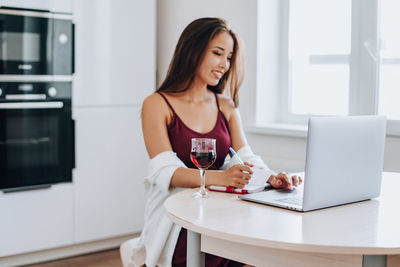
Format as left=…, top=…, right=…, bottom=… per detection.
left=190, top=138, right=217, bottom=198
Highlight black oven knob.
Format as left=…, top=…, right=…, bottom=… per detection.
left=48, top=87, right=57, bottom=97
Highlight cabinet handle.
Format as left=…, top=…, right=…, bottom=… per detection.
left=2, top=184, right=52, bottom=193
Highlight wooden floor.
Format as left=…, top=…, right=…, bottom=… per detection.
left=25, top=248, right=122, bottom=267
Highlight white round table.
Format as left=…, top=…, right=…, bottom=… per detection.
left=165, top=172, right=400, bottom=267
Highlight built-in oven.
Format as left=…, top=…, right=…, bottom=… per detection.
left=0, top=7, right=74, bottom=77
left=0, top=81, right=74, bottom=192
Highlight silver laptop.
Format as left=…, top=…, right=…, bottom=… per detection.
left=239, top=116, right=387, bottom=212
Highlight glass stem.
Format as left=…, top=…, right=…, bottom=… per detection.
left=200, top=169, right=206, bottom=195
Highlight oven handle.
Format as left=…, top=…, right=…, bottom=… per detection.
left=0, top=102, right=64, bottom=109
left=72, top=23, right=75, bottom=74
left=72, top=119, right=76, bottom=169
left=6, top=94, right=46, bottom=100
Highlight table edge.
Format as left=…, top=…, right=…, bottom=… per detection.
left=165, top=189, right=400, bottom=255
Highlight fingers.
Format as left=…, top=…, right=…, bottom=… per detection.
left=244, top=161, right=254, bottom=168
left=238, top=164, right=253, bottom=175
left=234, top=164, right=252, bottom=179
left=291, top=175, right=303, bottom=187
left=269, top=176, right=282, bottom=188
left=226, top=164, right=253, bottom=188
left=267, top=173, right=284, bottom=188
left=276, top=172, right=292, bottom=190
left=233, top=174, right=250, bottom=188
left=268, top=172, right=303, bottom=190
left=292, top=175, right=298, bottom=186
left=234, top=177, right=248, bottom=188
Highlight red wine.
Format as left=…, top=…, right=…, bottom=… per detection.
left=190, top=151, right=216, bottom=169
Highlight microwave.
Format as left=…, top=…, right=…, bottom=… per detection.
left=0, top=7, right=74, bottom=77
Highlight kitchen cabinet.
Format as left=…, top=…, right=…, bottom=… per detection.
left=0, top=0, right=73, bottom=13
left=73, top=0, right=156, bottom=107
left=0, top=0, right=155, bottom=262
left=0, top=184, right=74, bottom=257
left=51, top=0, right=73, bottom=13
left=73, top=106, right=147, bottom=243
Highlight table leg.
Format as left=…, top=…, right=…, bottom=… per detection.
left=363, top=255, right=387, bottom=267
left=187, top=230, right=205, bottom=267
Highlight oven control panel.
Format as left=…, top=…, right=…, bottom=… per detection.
left=0, top=82, right=71, bottom=101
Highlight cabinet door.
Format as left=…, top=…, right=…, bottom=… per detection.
left=73, top=106, right=147, bottom=243
left=0, top=0, right=50, bottom=11
left=0, top=184, right=74, bottom=257
left=50, top=0, right=73, bottom=13
left=72, top=0, right=156, bottom=107
left=0, top=0, right=72, bottom=13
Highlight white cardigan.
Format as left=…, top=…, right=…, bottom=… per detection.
left=126, top=146, right=270, bottom=267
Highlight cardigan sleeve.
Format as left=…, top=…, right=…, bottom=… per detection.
left=144, top=150, right=187, bottom=193
left=133, top=150, right=186, bottom=267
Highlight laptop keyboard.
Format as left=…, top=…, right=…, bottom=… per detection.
left=276, top=196, right=303, bottom=206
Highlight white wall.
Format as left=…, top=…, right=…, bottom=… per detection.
left=72, top=0, right=155, bottom=243
left=157, top=0, right=400, bottom=173
left=247, top=132, right=400, bottom=173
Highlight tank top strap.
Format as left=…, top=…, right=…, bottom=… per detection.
left=214, top=93, right=221, bottom=111
left=157, top=91, right=177, bottom=115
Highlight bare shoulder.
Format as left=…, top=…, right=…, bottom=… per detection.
left=142, top=92, right=172, bottom=122
left=217, top=94, right=235, bottom=110
left=142, top=92, right=169, bottom=113
left=143, top=92, right=163, bottom=108
left=142, top=92, right=174, bottom=158
left=217, top=94, right=236, bottom=120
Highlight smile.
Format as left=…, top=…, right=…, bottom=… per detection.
left=212, top=70, right=224, bottom=79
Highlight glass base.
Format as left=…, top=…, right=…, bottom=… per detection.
left=192, top=190, right=210, bottom=198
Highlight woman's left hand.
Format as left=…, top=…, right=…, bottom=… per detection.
left=267, top=172, right=302, bottom=190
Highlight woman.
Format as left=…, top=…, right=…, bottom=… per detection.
left=138, top=18, right=301, bottom=267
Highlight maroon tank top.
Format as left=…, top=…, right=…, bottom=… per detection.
left=157, top=92, right=231, bottom=170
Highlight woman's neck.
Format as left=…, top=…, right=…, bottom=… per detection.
left=183, top=80, right=211, bottom=103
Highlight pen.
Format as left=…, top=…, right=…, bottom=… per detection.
left=229, top=147, right=244, bottom=165
left=209, top=185, right=247, bottom=194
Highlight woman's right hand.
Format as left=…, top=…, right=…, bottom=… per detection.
left=222, top=163, right=253, bottom=188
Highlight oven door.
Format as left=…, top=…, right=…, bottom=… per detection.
left=0, top=101, right=74, bottom=192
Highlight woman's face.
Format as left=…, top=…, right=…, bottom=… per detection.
left=195, top=31, right=234, bottom=87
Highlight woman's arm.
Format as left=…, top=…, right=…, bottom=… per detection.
left=141, top=93, right=174, bottom=159
left=169, top=166, right=252, bottom=188
left=141, top=93, right=252, bottom=189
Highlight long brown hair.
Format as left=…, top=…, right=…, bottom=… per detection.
left=157, top=17, right=244, bottom=107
